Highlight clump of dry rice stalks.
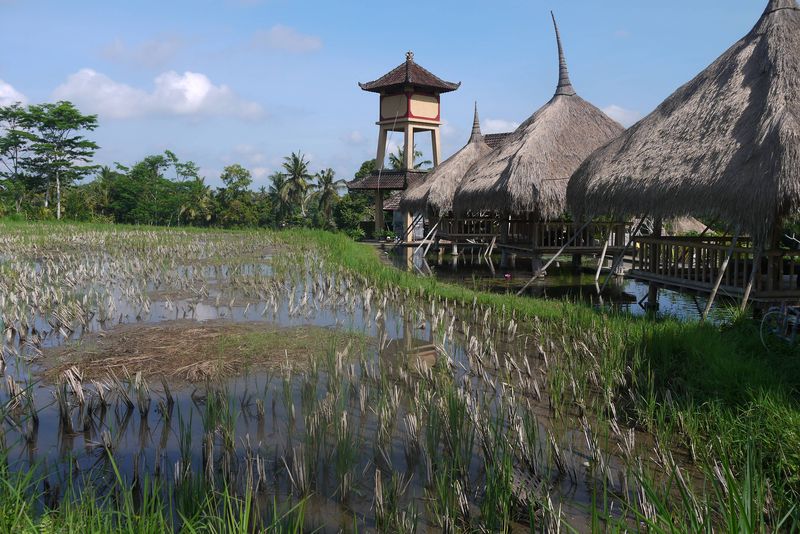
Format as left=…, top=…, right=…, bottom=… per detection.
left=42, top=321, right=364, bottom=384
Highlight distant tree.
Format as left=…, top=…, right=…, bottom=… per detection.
left=0, top=103, right=32, bottom=213
left=219, top=164, right=253, bottom=198
left=179, top=177, right=215, bottom=226
left=281, top=152, right=313, bottom=217
left=268, top=172, right=292, bottom=226
left=216, top=164, right=256, bottom=227
left=312, top=168, right=347, bottom=226
left=23, top=102, right=99, bottom=219
left=354, top=159, right=376, bottom=180
left=389, top=145, right=431, bottom=170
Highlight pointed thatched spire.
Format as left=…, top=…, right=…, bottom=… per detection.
left=763, top=0, right=798, bottom=15
left=469, top=102, right=483, bottom=142
left=551, top=12, right=576, bottom=97
left=401, top=104, right=493, bottom=217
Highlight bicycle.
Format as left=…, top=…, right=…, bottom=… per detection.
left=760, top=304, right=800, bottom=352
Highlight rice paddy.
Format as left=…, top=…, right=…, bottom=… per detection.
left=0, top=221, right=798, bottom=532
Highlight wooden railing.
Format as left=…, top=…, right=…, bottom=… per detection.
left=631, top=237, right=800, bottom=297
left=507, top=220, right=632, bottom=249
left=439, top=217, right=499, bottom=238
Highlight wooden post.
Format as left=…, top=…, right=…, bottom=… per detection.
left=601, top=218, right=647, bottom=291
left=500, top=214, right=511, bottom=268
left=595, top=232, right=610, bottom=282
left=702, top=230, right=740, bottom=323
left=740, top=247, right=762, bottom=312
left=374, top=190, right=384, bottom=235
left=517, top=220, right=591, bottom=296
left=414, top=219, right=440, bottom=255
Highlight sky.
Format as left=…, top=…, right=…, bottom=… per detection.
left=0, top=0, right=775, bottom=190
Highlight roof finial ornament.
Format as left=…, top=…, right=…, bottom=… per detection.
left=470, top=101, right=483, bottom=142
left=551, top=11, right=576, bottom=97
left=406, top=50, right=414, bottom=62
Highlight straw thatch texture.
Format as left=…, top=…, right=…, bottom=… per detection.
left=568, top=0, right=800, bottom=245
left=400, top=104, right=493, bottom=216
left=453, top=14, right=623, bottom=218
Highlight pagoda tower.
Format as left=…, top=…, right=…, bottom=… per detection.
left=347, top=51, right=460, bottom=236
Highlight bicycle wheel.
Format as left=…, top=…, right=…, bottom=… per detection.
left=761, top=311, right=787, bottom=352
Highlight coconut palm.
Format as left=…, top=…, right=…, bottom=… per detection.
left=312, top=168, right=347, bottom=225
left=281, top=152, right=313, bottom=216
left=179, top=176, right=214, bottom=225
left=389, top=145, right=432, bottom=170
left=269, top=172, right=292, bottom=225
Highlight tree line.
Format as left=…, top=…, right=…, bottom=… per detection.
left=1, top=101, right=376, bottom=237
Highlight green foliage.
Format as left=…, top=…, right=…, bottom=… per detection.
left=1, top=101, right=375, bottom=234
left=389, top=145, right=431, bottom=170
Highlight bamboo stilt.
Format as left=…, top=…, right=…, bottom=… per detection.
left=702, top=230, right=740, bottom=322
left=740, top=247, right=762, bottom=312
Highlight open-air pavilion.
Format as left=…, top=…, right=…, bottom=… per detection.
left=399, top=104, right=497, bottom=252
left=452, top=14, right=627, bottom=269
left=567, top=0, right=800, bottom=312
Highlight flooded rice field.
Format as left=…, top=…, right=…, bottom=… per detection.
left=0, top=226, right=745, bottom=531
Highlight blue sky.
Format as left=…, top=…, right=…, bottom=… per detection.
left=0, top=1, right=772, bottom=189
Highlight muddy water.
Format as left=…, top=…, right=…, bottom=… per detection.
left=1, top=241, right=693, bottom=532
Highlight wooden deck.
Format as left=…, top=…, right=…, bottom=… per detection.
left=630, top=236, right=800, bottom=302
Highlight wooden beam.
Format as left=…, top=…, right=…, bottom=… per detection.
left=413, top=218, right=439, bottom=255
left=701, top=229, right=740, bottom=323
left=516, top=220, right=592, bottom=296
left=392, top=213, right=423, bottom=250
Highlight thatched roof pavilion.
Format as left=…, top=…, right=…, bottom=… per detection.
left=453, top=13, right=623, bottom=218
left=568, top=0, right=800, bottom=246
left=400, top=104, right=494, bottom=217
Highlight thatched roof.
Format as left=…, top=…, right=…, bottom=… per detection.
left=568, top=0, right=800, bottom=245
left=400, top=103, right=493, bottom=216
left=452, top=13, right=623, bottom=218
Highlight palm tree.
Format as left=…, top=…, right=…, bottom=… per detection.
left=268, top=172, right=292, bottom=225
left=312, top=168, right=347, bottom=225
left=389, top=145, right=432, bottom=170
left=281, top=152, right=313, bottom=216
left=179, top=176, right=214, bottom=225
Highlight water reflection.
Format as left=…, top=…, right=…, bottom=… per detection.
left=389, top=247, right=735, bottom=323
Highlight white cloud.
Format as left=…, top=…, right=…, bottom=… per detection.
left=440, top=119, right=457, bottom=139
left=0, top=79, right=27, bottom=106
left=52, top=69, right=264, bottom=120
left=252, top=167, right=270, bottom=180
left=602, top=105, right=642, bottom=127
left=101, top=36, right=184, bottom=69
left=252, top=25, right=322, bottom=53
left=228, top=144, right=267, bottom=166
left=341, top=130, right=365, bottom=146
left=483, top=119, right=519, bottom=134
